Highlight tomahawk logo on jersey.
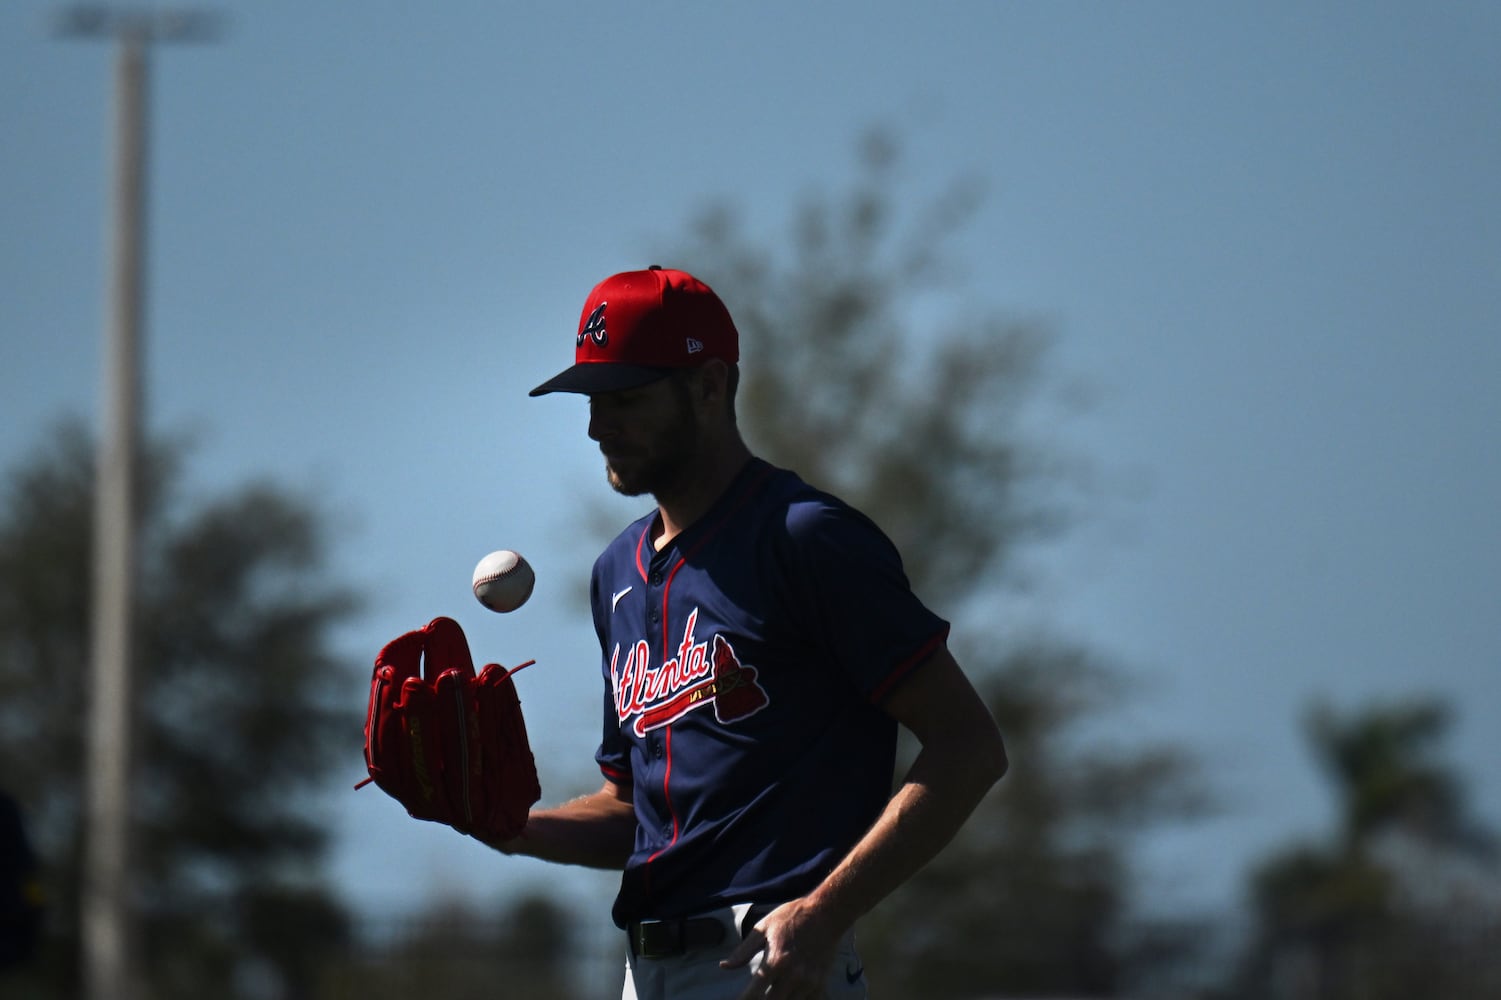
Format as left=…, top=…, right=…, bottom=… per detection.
left=612, top=608, right=770, bottom=737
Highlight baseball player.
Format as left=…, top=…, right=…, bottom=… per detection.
left=502, top=266, right=1008, bottom=999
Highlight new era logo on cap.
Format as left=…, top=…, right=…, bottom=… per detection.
left=530, top=266, right=739, bottom=396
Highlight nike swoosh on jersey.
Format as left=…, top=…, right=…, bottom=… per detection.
left=612, top=587, right=633, bottom=612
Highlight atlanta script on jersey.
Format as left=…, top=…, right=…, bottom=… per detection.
left=590, top=460, right=950, bottom=926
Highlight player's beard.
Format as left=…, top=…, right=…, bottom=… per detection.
left=603, top=388, right=702, bottom=499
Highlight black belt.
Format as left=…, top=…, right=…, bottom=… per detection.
left=628, top=915, right=727, bottom=959
left=628, top=905, right=773, bottom=960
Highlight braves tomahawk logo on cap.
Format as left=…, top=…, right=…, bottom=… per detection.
left=529, top=266, right=739, bottom=396
left=578, top=303, right=608, bottom=348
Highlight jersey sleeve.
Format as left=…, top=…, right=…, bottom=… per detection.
left=777, top=498, right=950, bottom=703
left=594, top=685, right=632, bottom=786
left=588, top=556, right=633, bottom=786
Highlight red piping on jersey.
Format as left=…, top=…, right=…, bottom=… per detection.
left=645, top=725, right=677, bottom=867
left=869, top=624, right=951, bottom=704
left=635, top=461, right=778, bottom=890
left=632, top=527, right=651, bottom=584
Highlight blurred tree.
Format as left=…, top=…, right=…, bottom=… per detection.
left=0, top=420, right=361, bottom=998
left=654, top=129, right=1212, bottom=998
left=1228, top=697, right=1501, bottom=1000
left=325, top=892, right=581, bottom=1000
left=1307, top=698, right=1490, bottom=854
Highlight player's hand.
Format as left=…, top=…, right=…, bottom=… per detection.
left=721, top=897, right=841, bottom=1000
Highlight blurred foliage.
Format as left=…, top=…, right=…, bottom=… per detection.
left=322, top=893, right=582, bottom=1000
left=1224, top=696, right=1501, bottom=1000
left=0, top=420, right=361, bottom=997
left=656, top=129, right=1215, bottom=997
left=1306, top=698, right=1492, bottom=854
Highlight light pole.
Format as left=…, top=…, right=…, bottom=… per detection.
left=55, top=8, right=220, bottom=999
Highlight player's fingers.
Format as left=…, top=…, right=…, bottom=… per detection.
left=718, top=927, right=766, bottom=970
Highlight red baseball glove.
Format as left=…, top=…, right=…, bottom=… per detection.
left=357, top=616, right=540, bottom=842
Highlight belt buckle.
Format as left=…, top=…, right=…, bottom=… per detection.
left=634, top=918, right=683, bottom=960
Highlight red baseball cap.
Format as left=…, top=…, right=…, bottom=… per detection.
left=528, top=266, right=740, bottom=396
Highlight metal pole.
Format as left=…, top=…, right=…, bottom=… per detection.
left=81, top=26, right=147, bottom=1000
left=56, top=9, right=222, bottom=998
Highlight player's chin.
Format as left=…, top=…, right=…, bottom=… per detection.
left=605, top=461, right=650, bottom=498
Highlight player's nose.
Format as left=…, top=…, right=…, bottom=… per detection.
left=587, top=404, right=615, bottom=443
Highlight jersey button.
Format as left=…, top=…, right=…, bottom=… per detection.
left=652, top=741, right=664, bottom=759
left=647, top=607, right=660, bottom=624
left=649, top=571, right=662, bottom=586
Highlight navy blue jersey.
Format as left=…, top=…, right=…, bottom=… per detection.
left=589, top=459, right=950, bottom=926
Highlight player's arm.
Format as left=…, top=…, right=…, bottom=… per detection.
left=723, top=644, right=1007, bottom=993
left=808, top=643, right=1007, bottom=920
left=483, top=778, right=637, bottom=870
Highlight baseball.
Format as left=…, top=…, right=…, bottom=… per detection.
left=472, top=549, right=535, bottom=613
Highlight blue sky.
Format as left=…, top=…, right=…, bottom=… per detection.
left=3, top=0, right=1498, bottom=937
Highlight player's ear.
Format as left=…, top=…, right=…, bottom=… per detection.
left=695, top=359, right=731, bottom=407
